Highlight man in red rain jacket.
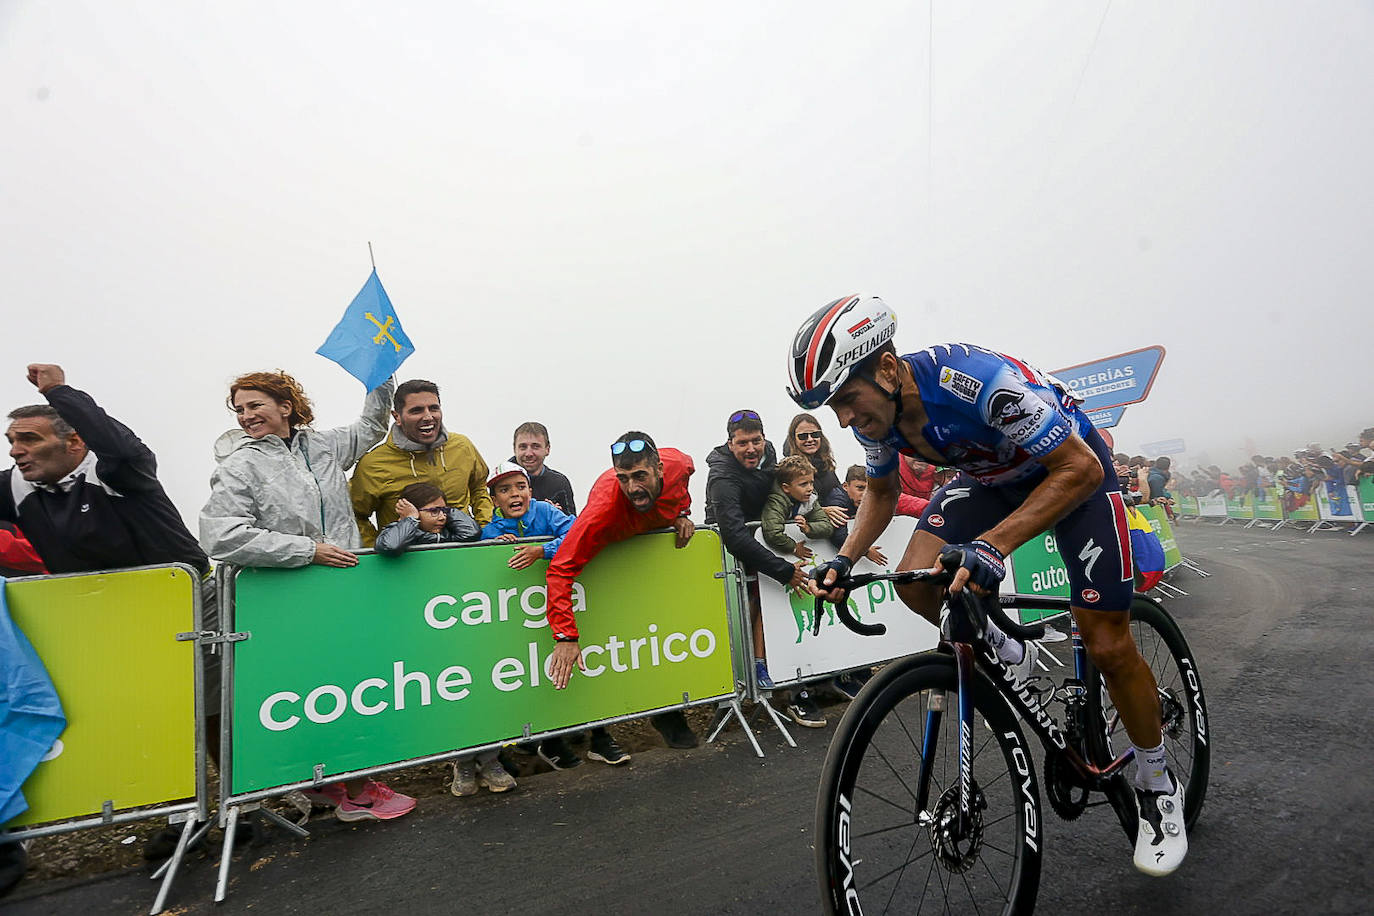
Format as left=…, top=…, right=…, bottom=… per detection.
left=544, top=431, right=699, bottom=748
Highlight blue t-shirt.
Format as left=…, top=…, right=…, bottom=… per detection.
left=856, top=344, right=1093, bottom=487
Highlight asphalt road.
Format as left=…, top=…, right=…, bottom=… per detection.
left=7, top=523, right=1372, bottom=915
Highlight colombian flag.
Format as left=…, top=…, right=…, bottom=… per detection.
left=1126, top=505, right=1166, bottom=590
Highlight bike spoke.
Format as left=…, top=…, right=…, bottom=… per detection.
left=855, top=782, right=917, bottom=819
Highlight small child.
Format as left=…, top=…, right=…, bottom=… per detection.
left=481, top=461, right=575, bottom=569
left=762, top=455, right=835, bottom=559
left=822, top=465, right=931, bottom=563
left=374, top=481, right=481, bottom=555
left=375, top=481, right=513, bottom=796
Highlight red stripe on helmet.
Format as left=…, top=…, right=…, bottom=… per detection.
left=804, top=296, right=858, bottom=388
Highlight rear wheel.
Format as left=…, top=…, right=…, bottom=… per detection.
left=1087, top=595, right=1211, bottom=839
left=816, top=654, right=1042, bottom=915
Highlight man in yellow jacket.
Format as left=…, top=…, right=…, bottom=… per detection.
left=349, top=379, right=494, bottom=546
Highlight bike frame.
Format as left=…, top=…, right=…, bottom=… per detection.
left=929, top=592, right=1136, bottom=832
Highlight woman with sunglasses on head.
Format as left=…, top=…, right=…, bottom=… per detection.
left=784, top=413, right=847, bottom=529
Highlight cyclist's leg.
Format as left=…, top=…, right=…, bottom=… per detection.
left=896, top=474, right=1013, bottom=624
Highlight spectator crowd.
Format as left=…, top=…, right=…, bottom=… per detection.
left=0, top=364, right=947, bottom=895
left=1109, top=428, right=1374, bottom=518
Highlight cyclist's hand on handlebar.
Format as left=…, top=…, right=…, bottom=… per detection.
left=938, top=540, right=1005, bottom=595
left=807, top=554, right=854, bottom=601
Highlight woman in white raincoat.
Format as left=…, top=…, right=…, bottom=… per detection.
left=199, top=369, right=416, bottom=822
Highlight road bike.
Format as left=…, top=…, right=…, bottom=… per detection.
left=813, top=560, right=1210, bottom=914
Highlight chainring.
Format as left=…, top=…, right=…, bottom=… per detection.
left=1044, top=751, right=1090, bottom=821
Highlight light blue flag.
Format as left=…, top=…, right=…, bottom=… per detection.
left=316, top=269, right=415, bottom=389
left=0, top=578, right=67, bottom=826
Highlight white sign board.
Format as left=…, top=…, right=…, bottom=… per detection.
left=754, top=517, right=939, bottom=685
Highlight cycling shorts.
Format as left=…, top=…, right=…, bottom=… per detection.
left=914, top=430, right=1134, bottom=611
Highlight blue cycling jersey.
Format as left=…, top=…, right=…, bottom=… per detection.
left=857, top=344, right=1093, bottom=486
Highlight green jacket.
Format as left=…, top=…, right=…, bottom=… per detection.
left=349, top=425, right=494, bottom=546
left=760, top=485, right=835, bottom=553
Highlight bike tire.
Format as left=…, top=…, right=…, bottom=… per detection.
left=1085, top=594, right=1211, bottom=840
left=816, top=654, right=1042, bottom=915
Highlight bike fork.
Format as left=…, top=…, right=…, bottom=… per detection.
left=913, top=645, right=976, bottom=830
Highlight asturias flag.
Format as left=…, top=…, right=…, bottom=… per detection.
left=316, top=269, right=415, bottom=389
left=1125, top=505, right=1166, bottom=591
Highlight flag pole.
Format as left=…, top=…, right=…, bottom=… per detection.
left=367, top=241, right=376, bottom=271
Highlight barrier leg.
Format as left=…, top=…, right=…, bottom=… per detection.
left=1352, top=523, right=1368, bottom=536
left=214, top=806, right=240, bottom=903
left=149, top=818, right=213, bottom=881
left=149, top=816, right=197, bottom=915
left=1180, top=557, right=1210, bottom=578
left=747, top=695, right=797, bottom=748
left=706, top=699, right=765, bottom=758
left=257, top=805, right=310, bottom=839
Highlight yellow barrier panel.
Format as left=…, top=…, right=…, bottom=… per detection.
left=5, top=566, right=198, bottom=827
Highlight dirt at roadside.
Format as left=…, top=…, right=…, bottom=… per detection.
left=15, top=704, right=753, bottom=886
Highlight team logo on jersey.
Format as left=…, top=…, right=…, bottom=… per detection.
left=939, top=367, right=983, bottom=404
left=989, top=388, right=1034, bottom=426
left=927, top=514, right=945, bottom=528
left=1080, top=588, right=1101, bottom=604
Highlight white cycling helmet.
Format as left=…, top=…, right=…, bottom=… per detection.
left=786, top=295, right=897, bottom=409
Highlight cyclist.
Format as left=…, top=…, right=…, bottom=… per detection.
left=793, top=295, right=1187, bottom=876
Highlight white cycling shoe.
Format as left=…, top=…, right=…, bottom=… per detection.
left=1133, top=775, right=1188, bottom=876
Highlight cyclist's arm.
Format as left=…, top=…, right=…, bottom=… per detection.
left=837, top=470, right=899, bottom=561
left=977, top=434, right=1102, bottom=555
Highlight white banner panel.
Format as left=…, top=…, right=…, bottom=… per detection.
left=754, top=517, right=939, bottom=685
left=1196, top=494, right=1228, bottom=518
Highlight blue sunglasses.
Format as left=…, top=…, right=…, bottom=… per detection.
left=611, top=439, right=651, bottom=456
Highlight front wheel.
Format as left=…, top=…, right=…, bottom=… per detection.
left=816, top=654, right=1042, bottom=915
left=1087, top=594, right=1211, bottom=839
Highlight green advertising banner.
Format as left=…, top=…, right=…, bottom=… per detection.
left=1285, top=491, right=1319, bottom=521
left=1226, top=496, right=1253, bottom=520
left=1140, top=506, right=1182, bottom=570
left=1007, top=532, right=1071, bottom=622
left=1360, top=478, right=1374, bottom=517
left=229, top=531, right=735, bottom=795
left=5, top=567, right=197, bottom=827
left=1178, top=496, right=1200, bottom=516
left=1254, top=488, right=1283, bottom=520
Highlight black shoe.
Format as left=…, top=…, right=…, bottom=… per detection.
left=587, top=731, right=631, bottom=765
left=537, top=737, right=583, bottom=770
left=786, top=690, right=827, bottom=728
left=652, top=710, right=699, bottom=749
left=831, top=676, right=862, bottom=700
left=0, top=842, right=26, bottom=898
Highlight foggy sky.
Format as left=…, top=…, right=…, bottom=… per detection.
left=3, top=1, right=1371, bottom=525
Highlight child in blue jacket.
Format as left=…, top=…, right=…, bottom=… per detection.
left=481, top=462, right=575, bottom=569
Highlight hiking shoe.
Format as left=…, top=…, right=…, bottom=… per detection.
left=300, top=782, right=348, bottom=808
left=478, top=758, right=517, bottom=792
left=787, top=691, right=827, bottom=728
left=450, top=760, right=479, bottom=797
left=652, top=710, right=700, bottom=749
left=1133, top=775, right=1188, bottom=876
left=336, top=781, right=416, bottom=822
left=587, top=732, right=631, bottom=765
left=0, top=841, right=26, bottom=898
left=831, top=675, right=862, bottom=700
left=537, top=737, right=583, bottom=770
left=1010, top=640, right=1040, bottom=684
left=754, top=659, right=775, bottom=690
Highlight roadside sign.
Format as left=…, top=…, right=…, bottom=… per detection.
left=1054, top=345, right=1166, bottom=413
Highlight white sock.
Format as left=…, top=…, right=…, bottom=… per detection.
left=1134, top=743, right=1173, bottom=792
left=984, top=619, right=1025, bottom=665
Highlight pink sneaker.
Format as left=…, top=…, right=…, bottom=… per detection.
left=300, top=782, right=347, bottom=808
left=335, top=781, right=417, bottom=822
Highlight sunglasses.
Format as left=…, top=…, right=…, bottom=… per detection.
left=611, top=439, right=651, bottom=456
left=728, top=410, right=760, bottom=423
left=796, top=431, right=823, bottom=441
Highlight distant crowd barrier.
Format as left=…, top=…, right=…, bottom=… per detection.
left=1178, top=480, right=1373, bottom=535
left=0, top=564, right=208, bottom=915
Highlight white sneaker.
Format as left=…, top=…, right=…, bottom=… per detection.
left=1009, top=640, right=1040, bottom=684
left=1133, top=776, right=1188, bottom=876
